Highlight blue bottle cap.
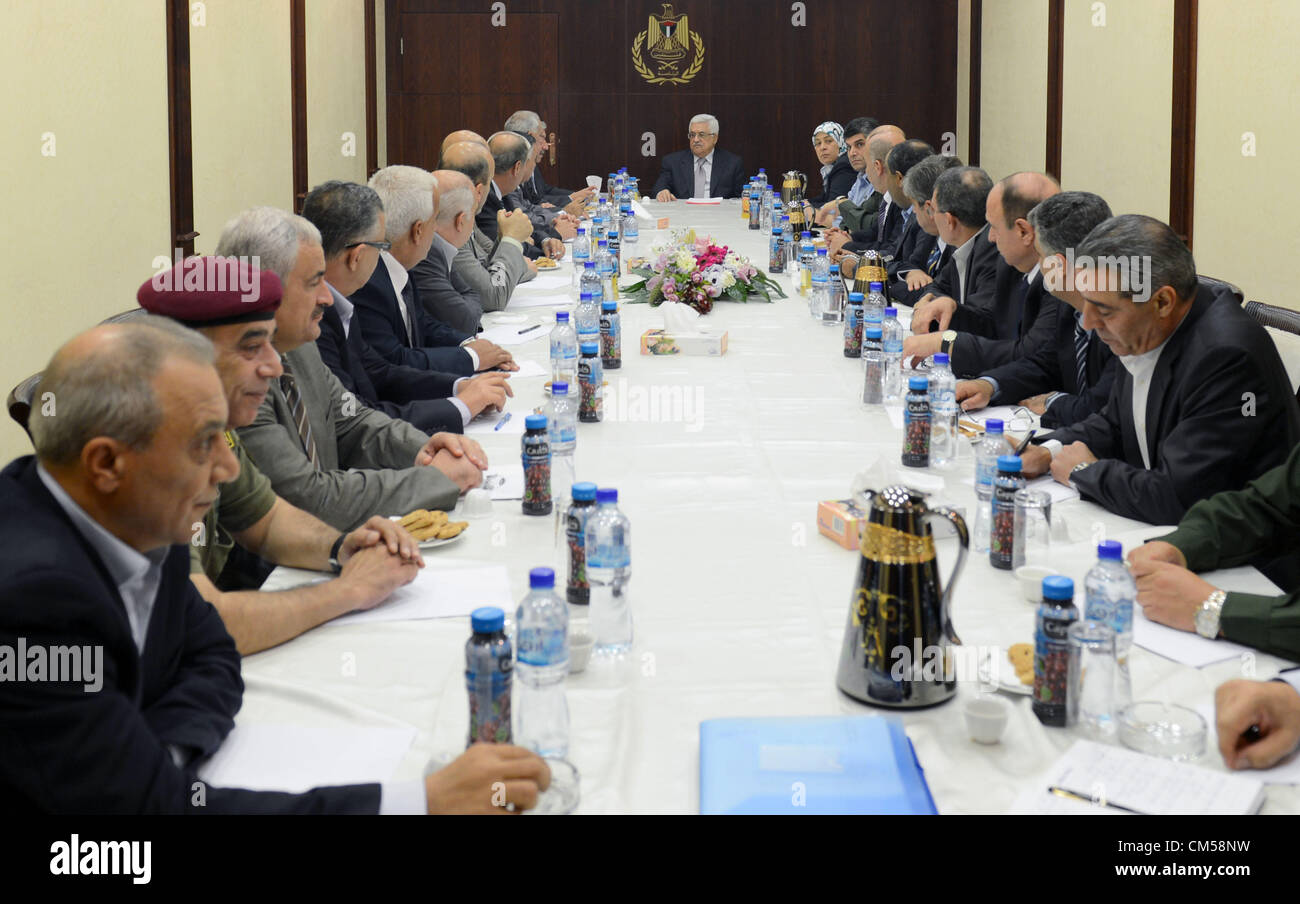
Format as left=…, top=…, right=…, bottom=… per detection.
left=884, top=306, right=897, bottom=317
left=598, top=239, right=608, bottom=247
left=866, top=326, right=882, bottom=338
left=1098, top=540, right=1124, bottom=560
left=602, top=301, right=617, bottom=311
left=1042, top=575, right=1074, bottom=601
left=525, top=414, right=548, bottom=431
left=556, top=310, right=569, bottom=321
left=571, top=481, right=598, bottom=501
left=584, top=260, right=596, bottom=269
left=801, top=231, right=812, bottom=239
left=985, top=418, right=1004, bottom=434
left=596, top=487, right=619, bottom=504
left=580, top=342, right=599, bottom=355
left=869, top=281, right=883, bottom=291
left=577, top=227, right=586, bottom=234
left=781, top=214, right=790, bottom=221
left=830, top=264, right=840, bottom=273
left=996, top=454, right=1023, bottom=473
left=817, top=247, right=828, bottom=255
left=933, top=353, right=949, bottom=366
left=848, top=292, right=865, bottom=303
left=593, top=216, right=603, bottom=224
left=529, top=567, right=556, bottom=589
left=580, top=291, right=593, bottom=302
left=552, top=381, right=568, bottom=395
left=471, top=606, right=505, bottom=633
left=908, top=376, right=929, bottom=391
left=759, top=168, right=766, bottom=173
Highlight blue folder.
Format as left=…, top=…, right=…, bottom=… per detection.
left=699, top=715, right=938, bottom=815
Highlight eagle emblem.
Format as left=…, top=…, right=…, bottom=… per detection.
left=633, top=3, right=705, bottom=86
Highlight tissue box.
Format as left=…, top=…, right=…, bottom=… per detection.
left=640, top=329, right=728, bottom=356
left=817, top=498, right=868, bottom=551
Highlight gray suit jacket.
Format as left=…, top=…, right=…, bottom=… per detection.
left=453, top=228, right=531, bottom=318
left=237, top=343, right=460, bottom=531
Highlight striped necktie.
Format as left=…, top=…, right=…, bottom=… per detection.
left=876, top=200, right=889, bottom=242
left=1073, top=313, right=1090, bottom=391
left=925, top=243, right=942, bottom=275
left=280, top=358, right=320, bottom=470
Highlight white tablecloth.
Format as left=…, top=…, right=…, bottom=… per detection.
left=246, top=200, right=1300, bottom=814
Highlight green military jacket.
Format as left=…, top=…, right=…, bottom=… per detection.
left=190, top=431, right=277, bottom=583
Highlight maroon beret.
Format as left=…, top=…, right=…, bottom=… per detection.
left=137, top=255, right=282, bottom=327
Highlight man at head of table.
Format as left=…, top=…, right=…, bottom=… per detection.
left=0, top=317, right=548, bottom=813
left=653, top=113, right=746, bottom=201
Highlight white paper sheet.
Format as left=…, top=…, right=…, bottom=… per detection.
left=476, top=324, right=549, bottom=346
left=330, top=564, right=513, bottom=626
left=464, top=407, right=526, bottom=435
left=508, top=293, right=572, bottom=309
left=480, top=464, right=524, bottom=500
left=510, top=358, right=548, bottom=377
left=632, top=200, right=651, bottom=219
left=527, top=273, right=571, bottom=291
left=1195, top=703, right=1300, bottom=784
left=959, top=473, right=1080, bottom=504
left=198, top=723, right=416, bottom=793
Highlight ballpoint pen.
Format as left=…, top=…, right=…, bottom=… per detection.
left=517, top=324, right=541, bottom=335
left=1047, top=786, right=1145, bottom=815
left=1014, top=429, right=1037, bottom=455
left=493, top=412, right=512, bottom=432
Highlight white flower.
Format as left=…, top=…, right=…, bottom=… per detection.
left=721, top=272, right=737, bottom=289
left=674, top=250, right=696, bottom=272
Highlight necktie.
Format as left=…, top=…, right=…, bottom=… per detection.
left=280, top=359, right=320, bottom=470
left=925, top=243, right=942, bottom=275
left=694, top=158, right=709, bottom=199
left=876, top=200, right=889, bottom=242
left=1073, top=314, right=1091, bottom=391
left=400, top=280, right=418, bottom=345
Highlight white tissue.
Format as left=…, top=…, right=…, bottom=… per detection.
left=662, top=302, right=703, bottom=336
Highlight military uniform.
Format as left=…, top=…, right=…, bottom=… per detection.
left=190, top=431, right=276, bottom=583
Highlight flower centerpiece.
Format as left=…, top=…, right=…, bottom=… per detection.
left=620, top=229, right=786, bottom=315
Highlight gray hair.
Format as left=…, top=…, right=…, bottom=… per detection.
left=31, top=317, right=215, bottom=466
left=1028, top=192, right=1113, bottom=258
left=301, top=181, right=384, bottom=258
left=215, top=207, right=321, bottom=280
left=488, top=131, right=531, bottom=176
left=504, top=110, right=541, bottom=134
left=1076, top=214, right=1198, bottom=301
left=368, top=166, right=437, bottom=242
left=934, top=165, right=994, bottom=229
left=439, top=143, right=493, bottom=188
left=903, top=154, right=964, bottom=207
left=690, top=113, right=719, bottom=135
left=436, top=182, right=475, bottom=227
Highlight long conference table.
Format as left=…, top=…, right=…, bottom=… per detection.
left=243, top=201, right=1300, bottom=814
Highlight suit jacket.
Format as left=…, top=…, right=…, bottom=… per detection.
left=453, top=227, right=530, bottom=318
left=982, top=305, right=1118, bottom=429
left=889, top=234, right=950, bottom=307
left=1046, top=284, right=1300, bottom=524
left=410, top=237, right=490, bottom=335
left=846, top=198, right=906, bottom=257
left=349, top=258, right=475, bottom=375
left=238, top=342, right=461, bottom=531
left=0, top=456, right=380, bottom=814
left=532, top=170, right=574, bottom=205
left=807, top=154, right=855, bottom=207
left=651, top=148, right=746, bottom=199
left=926, top=225, right=1000, bottom=312
left=478, top=185, right=543, bottom=260
left=315, top=300, right=464, bottom=435
left=948, top=266, right=1061, bottom=377
left=836, top=185, right=882, bottom=235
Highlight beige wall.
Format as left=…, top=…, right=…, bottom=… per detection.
left=191, top=0, right=293, bottom=253
left=307, top=0, right=368, bottom=187
left=1061, top=0, right=1171, bottom=217
left=979, top=0, right=1048, bottom=179
left=0, top=0, right=170, bottom=463
left=1195, top=0, right=1299, bottom=306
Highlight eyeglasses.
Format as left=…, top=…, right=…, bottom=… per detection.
left=346, top=240, right=391, bottom=252
left=687, top=131, right=715, bottom=140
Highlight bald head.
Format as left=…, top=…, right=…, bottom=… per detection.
left=432, top=169, right=476, bottom=247
left=865, top=125, right=906, bottom=192
left=441, top=129, right=488, bottom=154
left=488, top=131, right=531, bottom=193
left=987, top=171, right=1061, bottom=272
left=995, top=172, right=1061, bottom=227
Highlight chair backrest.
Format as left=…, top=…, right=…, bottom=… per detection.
left=7, top=308, right=148, bottom=437
left=1199, top=275, right=1244, bottom=305
left=1244, top=301, right=1300, bottom=406
left=1244, top=300, right=1300, bottom=335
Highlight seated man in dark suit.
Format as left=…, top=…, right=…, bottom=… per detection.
left=885, top=153, right=963, bottom=305
left=2, top=317, right=549, bottom=812
left=301, top=179, right=512, bottom=431
left=825, top=127, right=908, bottom=259
left=905, top=171, right=1061, bottom=376
left=957, top=191, right=1118, bottom=428
left=1018, top=214, right=1300, bottom=524
left=504, top=111, right=593, bottom=209
left=652, top=114, right=745, bottom=201
left=837, top=138, right=934, bottom=269
left=504, top=131, right=576, bottom=244
left=353, top=165, right=518, bottom=376
left=482, top=132, right=564, bottom=260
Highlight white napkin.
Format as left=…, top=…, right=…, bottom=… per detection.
left=663, top=301, right=704, bottom=335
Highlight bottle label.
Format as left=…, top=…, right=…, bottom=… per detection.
left=589, top=540, right=631, bottom=569
left=518, top=626, right=567, bottom=667
left=521, top=437, right=551, bottom=511
left=566, top=506, right=593, bottom=602
left=600, top=314, right=621, bottom=362
left=466, top=648, right=512, bottom=745
left=902, top=398, right=931, bottom=464
left=1034, top=608, right=1077, bottom=721
left=578, top=358, right=604, bottom=421
left=990, top=482, right=1019, bottom=568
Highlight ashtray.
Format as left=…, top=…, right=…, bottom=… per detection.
left=1117, top=701, right=1206, bottom=761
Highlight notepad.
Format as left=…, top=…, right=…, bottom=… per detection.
left=1010, top=739, right=1265, bottom=815
left=198, top=723, right=416, bottom=793
left=699, top=715, right=937, bottom=815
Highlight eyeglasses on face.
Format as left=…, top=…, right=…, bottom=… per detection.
left=687, top=131, right=715, bottom=140
left=346, top=240, right=391, bottom=252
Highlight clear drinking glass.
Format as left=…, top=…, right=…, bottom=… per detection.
left=1068, top=621, right=1116, bottom=738
left=1013, top=489, right=1052, bottom=568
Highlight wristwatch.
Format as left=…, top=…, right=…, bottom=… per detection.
left=328, top=534, right=347, bottom=575
left=940, top=329, right=957, bottom=356
left=1195, top=589, right=1227, bottom=639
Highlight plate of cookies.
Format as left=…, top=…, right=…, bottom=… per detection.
left=393, top=509, right=469, bottom=548
left=535, top=257, right=560, bottom=270
left=978, top=643, right=1033, bottom=696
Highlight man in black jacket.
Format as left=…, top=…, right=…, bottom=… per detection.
left=885, top=154, right=963, bottom=306
left=652, top=114, right=746, bottom=200
left=1018, top=215, right=1300, bottom=525
left=956, top=191, right=1118, bottom=428
left=301, top=180, right=512, bottom=432
left=2, top=318, right=548, bottom=813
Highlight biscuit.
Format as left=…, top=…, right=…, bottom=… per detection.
left=1008, top=642, right=1033, bottom=666
left=399, top=508, right=431, bottom=529
left=435, top=521, right=468, bottom=539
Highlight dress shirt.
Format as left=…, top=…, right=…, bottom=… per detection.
left=333, top=290, right=355, bottom=338
left=37, top=463, right=166, bottom=655
left=1279, top=668, right=1300, bottom=695
left=378, top=250, right=479, bottom=371
left=949, top=226, right=986, bottom=305
left=847, top=173, right=874, bottom=206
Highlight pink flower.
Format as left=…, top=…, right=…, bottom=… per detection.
left=691, top=271, right=703, bottom=284
left=647, top=275, right=662, bottom=293
left=663, top=280, right=678, bottom=301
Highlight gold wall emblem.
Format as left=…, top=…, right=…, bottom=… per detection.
left=633, top=3, right=705, bottom=86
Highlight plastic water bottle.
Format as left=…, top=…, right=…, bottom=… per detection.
left=621, top=203, right=638, bottom=246
left=546, top=382, right=577, bottom=502
left=550, top=311, right=578, bottom=386
left=929, top=352, right=958, bottom=467
left=599, top=300, right=621, bottom=369
left=990, top=455, right=1024, bottom=569
left=748, top=185, right=762, bottom=229
left=757, top=168, right=768, bottom=189
left=607, top=223, right=621, bottom=278
left=597, top=193, right=611, bottom=223
left=596, top=239, right=616, bottom=302
left=866, top=280, right=887, bottom=320
left=862, top=326, right=884, bottom=405
left=587, top=488, right=632, bottom=654
left=564, top=482, right=599, bottom=605
left=575, top=285, right=600, bottom=345
left=571, top=227, right=590, bottom=291
left=760, top=186, right=774, bottom=233
left=579, top=260, right=603, bottom=308
left=578, top=341, right=603, bottom=422
left=797, top=232, right=816, bottom=295
left=902, top=376, right=931, bottom=467
left=768, top=218, right=785, bottom=274
left=881, top=307, right=904, bottom=400
left=843, top=292, right=864, bottom=357
left=823, top=263, right=845, bottom=325
left=514, top=567, right=569, bottom=758
left=465, top=607, right=512, bottom=746
left=591, top=215, right=607, bottom=248
left=1084, top=540, right=1135, bottom=709
left=521, top=414, right=552, bottom=516
left=968, top=418, right=1004, bottom=553
left=809, top=274, right=829, bottom=320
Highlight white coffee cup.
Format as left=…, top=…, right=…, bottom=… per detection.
left=964, top=695, right=1009, bottom=744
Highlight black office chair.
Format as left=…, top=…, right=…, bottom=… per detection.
left=7, top=308, right=148, bottom=437
left=1199, top=276, right=1245, bottom=305
left=1244, top=300, right=1300, bottom=335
